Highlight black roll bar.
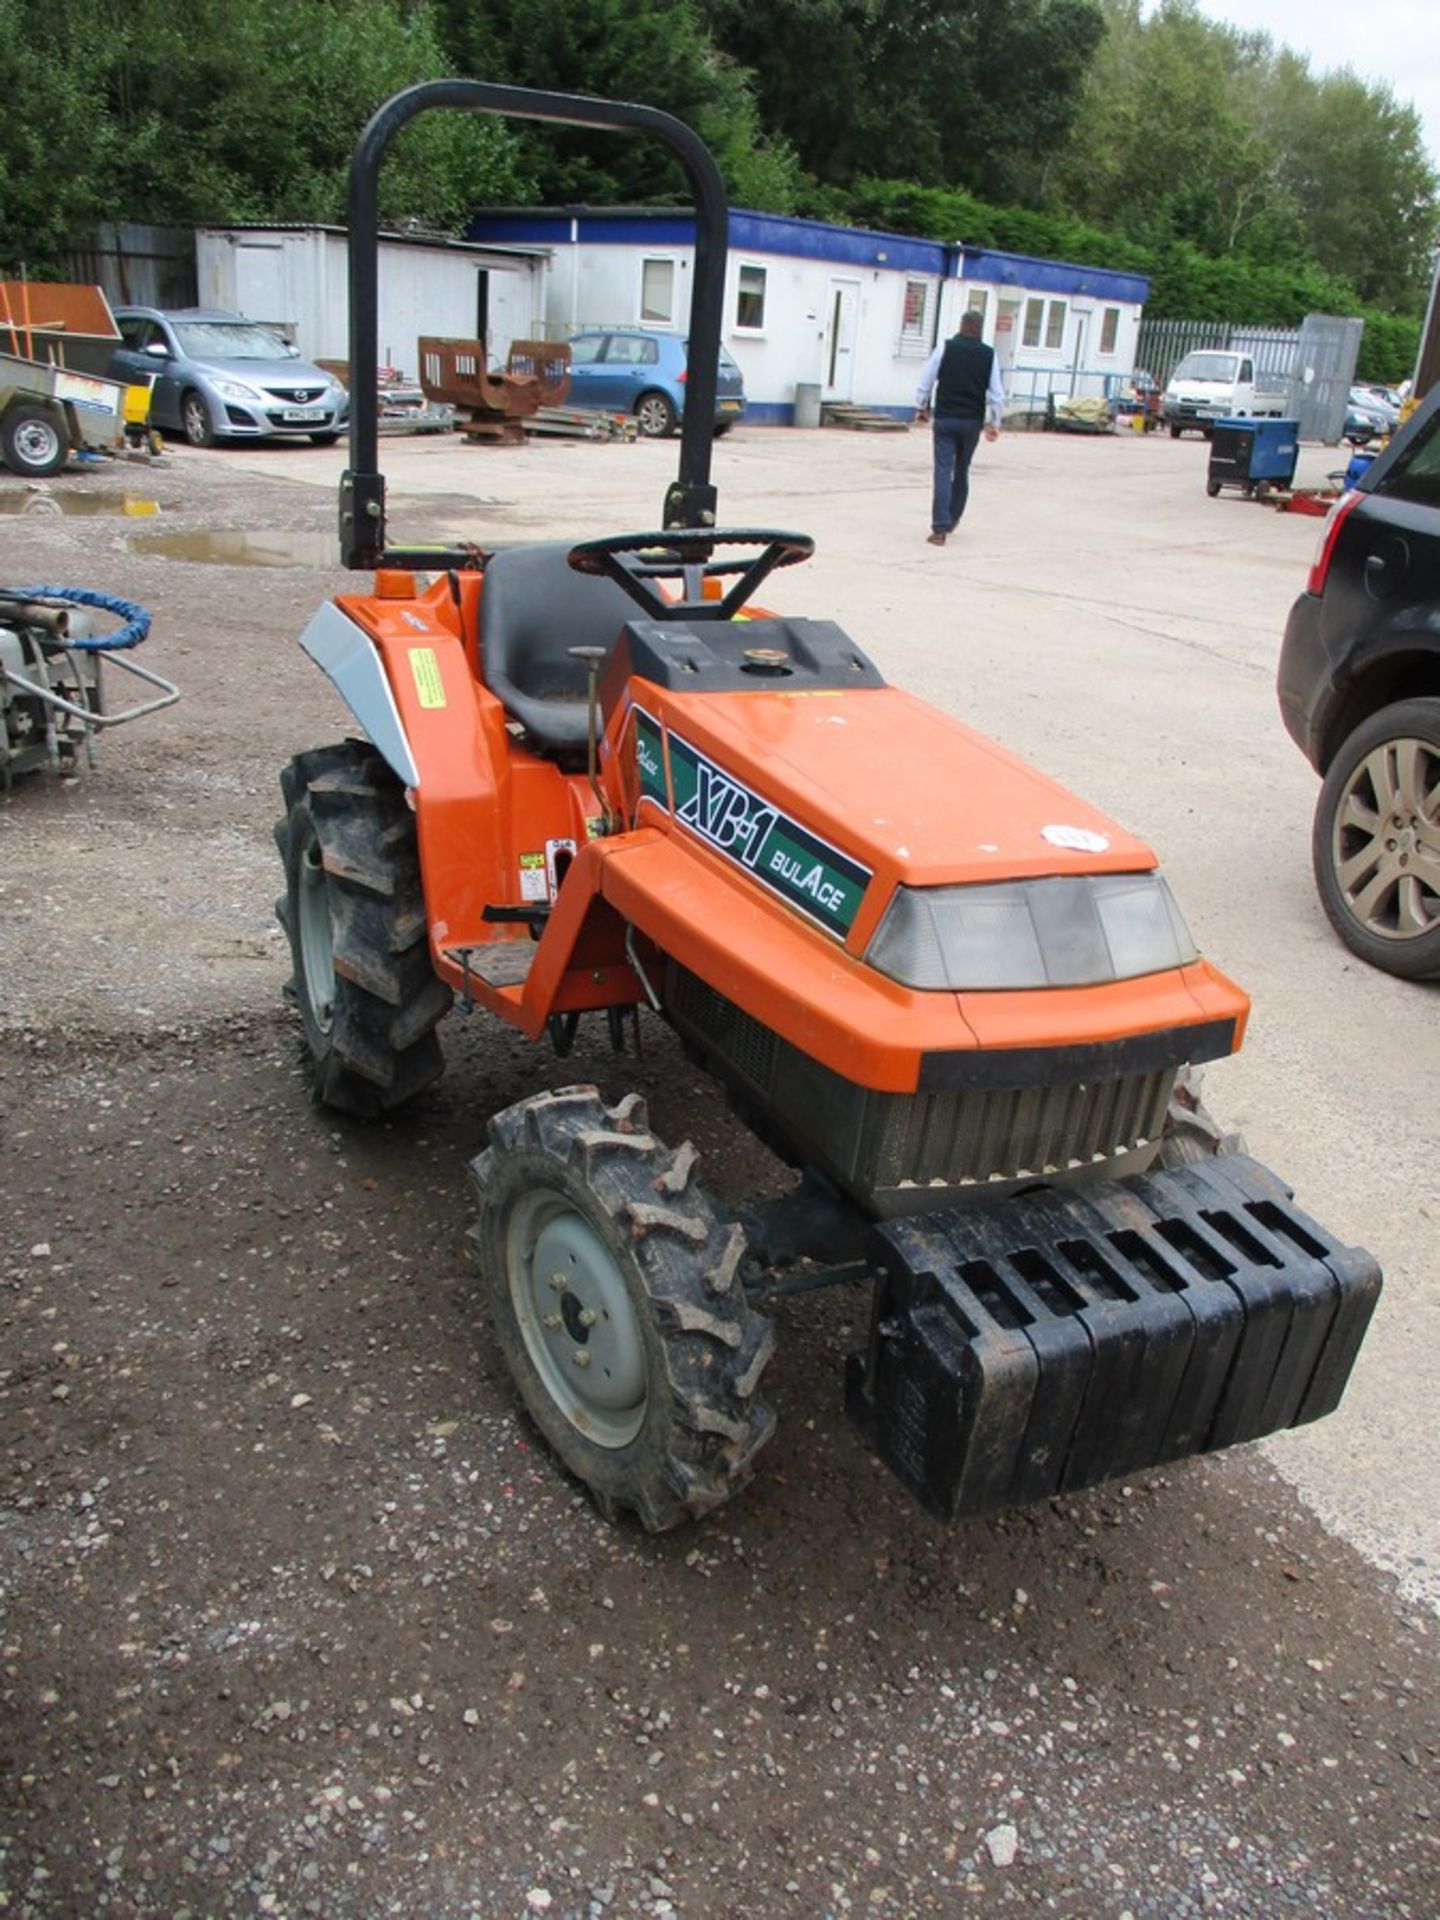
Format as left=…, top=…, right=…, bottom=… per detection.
left=341, top=78, right=729, bottom=569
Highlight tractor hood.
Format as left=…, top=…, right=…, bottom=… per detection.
left=633, top=680, right=1154, bottom=906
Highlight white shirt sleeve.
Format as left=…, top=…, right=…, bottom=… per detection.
left=987, top=354, right=1005, bottom=429
left=915, top=345, right=943, bottom=410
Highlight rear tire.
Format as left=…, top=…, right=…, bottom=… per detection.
left=2, top=404, right=69, bottom=477
left=274, top=742, right=452, bottom=1116
left=634, top=390, right=678, bottom=438
left=1312, top=697, right=1440, bottom=978
left=469, top=1087, right=776, bottom=1530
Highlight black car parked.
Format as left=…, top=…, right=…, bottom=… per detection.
left=1278, top=387, right=1440, bottom=978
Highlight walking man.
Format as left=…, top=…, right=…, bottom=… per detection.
left=914, top=310, right=1004, bottom=545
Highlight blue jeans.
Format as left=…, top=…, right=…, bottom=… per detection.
left=931, top=415, right=984, bottom=533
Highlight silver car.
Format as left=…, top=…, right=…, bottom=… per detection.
left=109, top=307, right=349, bottom=448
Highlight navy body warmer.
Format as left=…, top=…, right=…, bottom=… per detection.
left=935, top=335, right=995, bottom=419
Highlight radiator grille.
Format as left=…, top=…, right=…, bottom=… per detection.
left=664, top=964, right=1175, bottom=1205
left=860, top=1070, right=1174, bottom=1188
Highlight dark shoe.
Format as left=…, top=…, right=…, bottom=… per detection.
left=926, top=532, right=946, bottom=546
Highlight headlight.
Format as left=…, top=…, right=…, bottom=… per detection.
left=865, top=872, right=1198, bottom=990
left=213, top=378, right=261, bottom=402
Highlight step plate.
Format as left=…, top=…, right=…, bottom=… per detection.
left=844, top=1154, right=1381, bottom=1521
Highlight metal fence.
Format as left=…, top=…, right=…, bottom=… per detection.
left=1136, top=312, right=1363, bottom=442
left=59, top=223, right=196, bottom=312
left=1136, top=316, right=1302, bottom=388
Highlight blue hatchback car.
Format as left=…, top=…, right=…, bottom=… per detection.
left=564, top=327, right=745, bottom=437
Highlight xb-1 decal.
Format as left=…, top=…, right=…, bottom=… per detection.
left=635, top=709, right=870, bottom=939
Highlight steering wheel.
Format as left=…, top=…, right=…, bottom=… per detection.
left=566, top=527, right=813, bottom=621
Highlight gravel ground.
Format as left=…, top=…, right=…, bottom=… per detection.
left=1, top=443, right=1436, bottom=1917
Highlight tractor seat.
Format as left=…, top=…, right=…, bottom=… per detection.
left=480, top=541, right=638, bottom=753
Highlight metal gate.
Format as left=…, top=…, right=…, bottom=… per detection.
left=1136, top=312, right=1362, bottom=441
left=1288, top=315, right=1364, bottom=444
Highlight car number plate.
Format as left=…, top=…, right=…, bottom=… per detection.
left=282, top=407, right=325, bottom=422
left=720, top=399, right=742, bottom=412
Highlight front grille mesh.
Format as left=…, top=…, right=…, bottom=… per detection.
left=664, top=964, right=1174, bottom=1202
left=861, top=1071, right=1174, bottom=1188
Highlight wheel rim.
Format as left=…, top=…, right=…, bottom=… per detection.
left=506, top=1188, right=648, bottom=1449
left=1331, top=733, right=1440, bottom=942
left=13, top=419, right=60, bottom=466
left=636, top=395, right=672, bottom=436
left=296, top=829, right=336, bottom=1032
left=183, top=397, right=209, bottom=445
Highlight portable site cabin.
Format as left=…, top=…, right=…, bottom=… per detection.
left=463, top=208, right=1150, bottom=423
left=194, top=224, right=547, bottom=376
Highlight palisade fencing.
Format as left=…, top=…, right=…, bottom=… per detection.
left=1136, top=312, right=1362, bottom=442
left=1136, top=316, right=1301, bottom=387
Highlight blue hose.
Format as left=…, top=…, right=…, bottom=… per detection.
left=12, top=586, right=153, bottom=651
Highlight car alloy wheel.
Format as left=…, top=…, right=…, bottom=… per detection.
left=1313, top=697, right=1440, bottom=978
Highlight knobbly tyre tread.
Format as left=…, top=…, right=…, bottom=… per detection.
left=468, top=1085, right=777, bottom=1531
left=274, top=741, right=451, bottom=1117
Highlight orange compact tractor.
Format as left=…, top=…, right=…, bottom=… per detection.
left=277, top=81, right=1380, bottom=1531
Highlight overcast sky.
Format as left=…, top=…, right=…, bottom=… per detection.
left=1178, top=1, right=1440, bottom=163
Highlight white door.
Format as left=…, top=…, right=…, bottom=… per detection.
left=1071, top=308, right=1092, bottom=396
left=823, top=278, right=860, bottom=401
left=993, top=298, right=1022, bottom=383
left=233, top=243, right=288, bottom=332
left=485, top=265, right=534, bottom=361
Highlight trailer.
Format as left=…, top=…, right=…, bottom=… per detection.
left=0, top=281, right=155, bottom=477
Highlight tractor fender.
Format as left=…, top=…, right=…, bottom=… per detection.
left=299, top=601, right=420, bottom=790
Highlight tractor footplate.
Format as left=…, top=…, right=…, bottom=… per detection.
left=844, top=1154, right=1381, bottom=1521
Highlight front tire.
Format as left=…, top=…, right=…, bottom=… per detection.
left=1312, top=698, right=1440, bottom=978
left=310, top=430, right=341, bottom=447
left=469, top=1087, right=776, bottom=1530
left=634, top=390, right=678, bottom=438
left=2, top=404, right=69, bottom=477
left=274, top=742, right=452, bottom=1115
left=181, top=389, right=217, bottom=448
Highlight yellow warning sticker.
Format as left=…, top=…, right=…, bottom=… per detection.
left=409, top=647, right=446, bottom=709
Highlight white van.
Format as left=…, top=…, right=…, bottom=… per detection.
left=1163, top=349, right=1287, bottom=437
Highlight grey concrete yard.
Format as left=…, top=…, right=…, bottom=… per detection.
left=3, top=416, right=1437, bottom=1917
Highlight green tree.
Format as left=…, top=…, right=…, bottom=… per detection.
left=695, top=0, right=1104, bottom=202
left=1265, top=53, right=1436, bottom=308
left=1055, top=0, right=1436, bottom=306
left=431, top=0, right=808, bottom=210
left=0, top=0, right=530, bottom=274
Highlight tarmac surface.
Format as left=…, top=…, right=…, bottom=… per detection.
left=1, top=420, right=1436, bottom=1915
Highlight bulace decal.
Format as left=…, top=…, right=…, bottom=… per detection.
left=634, top=706, right=870, bottom=939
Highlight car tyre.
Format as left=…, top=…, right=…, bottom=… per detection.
left=1312, top=697, right=1440, bottom=979
left=181, top=389, right=217, bottom=448
left=1169, top=423, right=1182, bottom=440
left=310, top=430, right=341, bottom=447
left=634, top=390, right=678, bottom=438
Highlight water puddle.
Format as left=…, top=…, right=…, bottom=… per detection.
left=0, top=492, right=161, bottom=518
left=124, top=529, right=343, bottom=568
